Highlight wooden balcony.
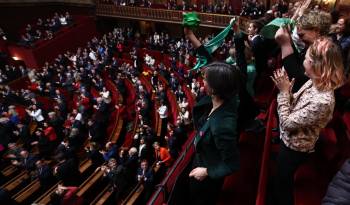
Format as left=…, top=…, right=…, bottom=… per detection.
left=96, top=2, right=249, bottom=29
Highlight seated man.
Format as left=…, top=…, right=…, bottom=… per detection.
left=12, top=150, right=37, bottom=172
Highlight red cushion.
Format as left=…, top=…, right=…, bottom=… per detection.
left=320, top=128, right=338, bottom=161
left=343, top=112, right=350, bottom=132
left=339, top=82, right=350, bottom=98
left=320, top=128, right=337, bottom=144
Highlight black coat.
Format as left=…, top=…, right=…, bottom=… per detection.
left=37, top=164, right=55, bottom=188
left=322, top=159, right=350, bottom=205
left=192, top=95, right=240, bottom=179
left=251, top=35, right=268, bottom=75
left=87, top=149, right=104, bottom=168
left=56, top=158, right=80, bottom=186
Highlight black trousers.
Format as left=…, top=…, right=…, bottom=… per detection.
left=189, top=176, right=224, bottom=205
left=273, top=142, right=309, bottom=205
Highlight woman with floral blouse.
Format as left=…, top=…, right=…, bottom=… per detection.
left=271, top=37, right=345, bottom=205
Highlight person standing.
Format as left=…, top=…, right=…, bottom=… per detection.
left=271, top=38, right=345, bottom=205
left=189, top=62, right=240, bottom=205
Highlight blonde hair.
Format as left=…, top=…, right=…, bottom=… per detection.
left=297, top=10, right=331, bottom=35
left=309, top=37, right=345, bottom=91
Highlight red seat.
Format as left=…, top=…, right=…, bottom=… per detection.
left=319, top=127, right=338, bottom=161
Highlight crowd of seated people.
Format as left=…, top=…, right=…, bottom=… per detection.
left=0, top=64, right=27, bottom=84
left=1, top=20, right=200, bottom=203
left=18, top=12, right=73, bottom=47
left=1, top=0, right=350, bottom=203
left=240, top=0, right=266, bottom=18
left=100, top=0, right=236, bottom=15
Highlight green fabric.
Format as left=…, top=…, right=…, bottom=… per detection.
left=192, top=55, right=208, bottom=71
left=192, top=19, right=236, bottom=71
left=246, top=63, right=256, bottom=97
left=182, top=12, right=201, bottom=29
left=260, top=18, right=295, bottom=39
left=225, top=56, right=236, bottom=65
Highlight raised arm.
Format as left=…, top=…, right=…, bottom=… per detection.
left=184, top=27, right=202, bottom=49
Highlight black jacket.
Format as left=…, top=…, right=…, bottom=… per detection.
left=192, top=95, right=240, bottom=179
left=322, top=159, right=350, bottom=205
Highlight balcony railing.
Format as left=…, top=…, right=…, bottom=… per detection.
left=96, top=2, right=250, bottom=30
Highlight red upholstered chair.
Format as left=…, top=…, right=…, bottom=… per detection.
left=343, top=112, right=350, bottom=141
left=319, top=127, right=338, bottom=161
left=339, top=82, right=350, bottom=99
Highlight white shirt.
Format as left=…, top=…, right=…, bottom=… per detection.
left=75, top=113, right=82, bottom=121
left=101, top=91, right=110, bottom=98
left=138, top=144, right=146, bottom=157
left=154, top=34, right=160, bottom=43
left=59, top=17, right=67, bottom=25
left=158, top=105, right=168, bottom=119
left=89, top=51, right=97, bottom=61
left=179, top=111, right=190, bottom=125
left=30, top=109, right=44, bottom=122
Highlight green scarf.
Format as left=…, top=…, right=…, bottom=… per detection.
left=260, top=18, right=295, bottom=39
left=192, top=19, right=236, bottom=70
left=260, top=17, right=306, bottom=53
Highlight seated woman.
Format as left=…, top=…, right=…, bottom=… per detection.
left=271, top=37, right=345, bottom=205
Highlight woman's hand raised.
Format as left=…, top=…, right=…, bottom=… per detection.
left=271, top=68, right=295, bottom=94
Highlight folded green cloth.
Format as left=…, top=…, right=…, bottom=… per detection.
left=260, top=18, right=295, bottom=39
left=183, top=12, right=201, bottom=29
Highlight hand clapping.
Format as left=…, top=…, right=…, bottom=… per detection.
left=270, top=68, right=295, bottom=93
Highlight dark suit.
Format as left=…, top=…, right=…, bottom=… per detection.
left=87, top=149, right=104, bottom=168
left=124, top=155, right=139, bottom=184
left=89, top=122, right=104, bottom=143
left=56, top=158, right=80, bottom=186
left=18, top=125, right=31, bottom=149
left=190, top=95, right=240, bottom=205
left=137, top=167, right=154, bottom=201
left=107, top=165, right=128, bottom=199
left=251, top=35, right=268, bottom=77
left=37, top=164, right=55, bottom=189
left=21, top=155, right=38, bottom=171
left=282, top=49, right=309, bottom=93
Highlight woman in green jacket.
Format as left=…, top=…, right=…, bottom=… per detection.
left=189, top=62, right=240, bottom=205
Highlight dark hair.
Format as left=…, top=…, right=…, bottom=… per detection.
left=204, top=62, right=240, bottom=100
left=341, top=17, right=350, bottom=37
left=251, top=20, right=264, bottom=33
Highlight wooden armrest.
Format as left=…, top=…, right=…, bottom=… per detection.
left=79, top=159, right=92, bottom=174
left=111, top=119, right=124, bottom=143
left=122, top=183, right=145, bottom=205
left=76, top=170, right=104, bottom=197
left=13, top=179, right=41, bottom=203
left=1, top=171, right=29, bottom=191
left=1, top=165, right=17, bottom=177
left=89, top=185, right=113, bottom=205
left=34, top=181, right=61, bottom=205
